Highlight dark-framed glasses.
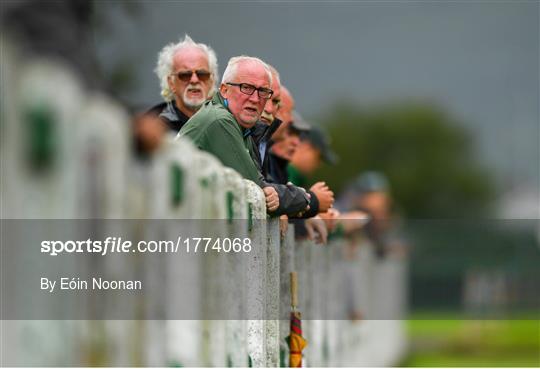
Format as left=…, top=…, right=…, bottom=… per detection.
left=226, top=83, right=273, bottom=99
left=174, top=69, right=211, bottom=82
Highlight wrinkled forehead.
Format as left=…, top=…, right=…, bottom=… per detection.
left=172, top=46, right=210, bottom=70
left=233, top=60, right=271, bottom=88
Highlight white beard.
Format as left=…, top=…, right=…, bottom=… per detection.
left=183, top=96, right=205, bottom=110
left=182, top=85, right=206, bottom=111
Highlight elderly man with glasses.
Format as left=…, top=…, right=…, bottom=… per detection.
left=147, top=34, right=218, bottom=133
left=178, top=56, right=310, bottom=215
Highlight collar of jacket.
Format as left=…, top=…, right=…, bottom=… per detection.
left=251, top=118, right=282, bottom=146
left=159, top=100, right=189, bottom=124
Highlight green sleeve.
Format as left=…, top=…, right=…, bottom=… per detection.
left=202, top=119, right=262, bottom=185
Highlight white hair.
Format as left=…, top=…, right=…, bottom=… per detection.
left=221, top=56, right=273, bottom=86
left=155, top=34, right=219, bottom=102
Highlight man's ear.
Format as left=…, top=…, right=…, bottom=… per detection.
left=219, top=83, right=228, bottom=97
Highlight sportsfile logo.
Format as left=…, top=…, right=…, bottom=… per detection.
left=40, top=237, right=253, bottom=256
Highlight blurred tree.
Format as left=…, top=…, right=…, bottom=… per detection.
left=313, top=101, right=495, bottom=218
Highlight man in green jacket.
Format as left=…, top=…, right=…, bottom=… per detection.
left=178, top=56, right=310, bottom=215
left=180, top=90, right=264, bottom=184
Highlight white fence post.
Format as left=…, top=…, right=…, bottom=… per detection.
left=2, top=57, right=84, bottom=366
left=265, top=217, right=280, bottom=367
left=279, top=226, right=295, bottom=367
left=244, top=180, right=268, bottom=367
left=222, top=168, right=249, bottom=367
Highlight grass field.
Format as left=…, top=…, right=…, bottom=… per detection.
left=403, top=313, right=540, bottom=367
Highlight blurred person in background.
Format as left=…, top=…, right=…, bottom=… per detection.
left=269, top=111, right=309, bottom=183
left=271, top=112, right=334, bottom=216
left=338, top=171, right=407, bottom=258
left=132, top=112, right=168, bottom=158
left=287, top=127, right=370, bottom=239
left=271, top=86, right=295, bottom=141
left=147, top=35, right=218, bottom=133
left=287, top=126, right=336, bottom=214
left=288, top=127, right=338, bottom=188
left=270, top=111, right=335, bottom=242
left=259, top=66, right=282, bottom=126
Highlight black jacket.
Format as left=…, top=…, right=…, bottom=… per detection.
left=246, top=120, right=311, bottom=217
left=250, top=119, right=320, bottom=218
left=147, top=101, right=190, bottom=133
left=251, top=119, right=281, bottom=181
left=266, top=151, right=320, bottom=218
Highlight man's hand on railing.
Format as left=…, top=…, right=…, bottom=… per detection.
left=310, top=181, right=334, bottom=213
left=305, top=215, right=328, bottom=244
left=263, top=186, right=279, bottom=212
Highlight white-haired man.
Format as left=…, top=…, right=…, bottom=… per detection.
left=148, top=34, right=218, bottom=132
left=179, top=56, right=310, bottom=215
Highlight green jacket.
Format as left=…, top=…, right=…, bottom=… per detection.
left=287, top=164, right=309, bottom=188
left=179, top=93, right=263, bottom=186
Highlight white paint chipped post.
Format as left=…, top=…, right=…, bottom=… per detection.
left=308, top=241, right=329, bottom=367
left=153, top=147, right=225, bottom=366
left=76, top=93, right=132, bottom=365
left=154, top=138, right=204, bottom=367
left=10, top=58, right=84, bottom=218
left=190, top=151, right=230, bottom=366
left=295, top=239, right=315, bottom=366
left=327, top=242, right=349, bottom=366
left=144, top=138, right=204, bottom=365
left=203, top=161, right=228, bottom=367
left=244, top=180, right=267, bottom=367
left=279, top=226, right=295, bottom=366
left=222, top=168, right=249, bottom=367
left=265, top=216, right=281, bottom=367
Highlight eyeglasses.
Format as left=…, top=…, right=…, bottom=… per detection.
left=173, top=70, right=211, bottom=82
left=226, top=83, right=273, bottom=99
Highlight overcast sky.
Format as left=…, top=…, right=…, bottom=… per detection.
left=94, top=1, right=539, bottom=191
